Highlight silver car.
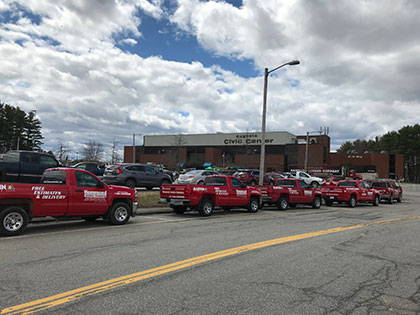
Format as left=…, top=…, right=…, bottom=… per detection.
left=177, top=170, right=219, bottom=185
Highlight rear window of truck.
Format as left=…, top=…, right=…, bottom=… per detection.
left=371, top=182, right=388, bottom=188
left=338, top=181, right=357, bottom=188
left=41, top=170, right=66, bottom=184
left=275, top=180, right=297, bottom=187
left=205, top=177, right=227, bottom=186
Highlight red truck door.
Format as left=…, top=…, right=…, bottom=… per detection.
left=297, top=180, right=315, bottom=203
left=68, top=170, right=109, bottom=215
left=35, top=170, right=69, bottom=216
left=358, top=181, right=373, bottom=201
left=228, top=177, right=249, bottom=206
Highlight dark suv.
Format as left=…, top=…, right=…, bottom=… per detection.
left=103, top=163, right=172, bottom=189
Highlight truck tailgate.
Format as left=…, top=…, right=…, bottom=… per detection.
left=160, top=184, right=190, bottom=199
left=321, top=187, right=345, bottom=196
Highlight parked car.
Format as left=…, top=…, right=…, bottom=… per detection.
left=233, top=169, right=272, bottom=186
left=177, top=170, right=219, bottom=185
left=266, top=172, right=285, bottom=181
left=103, top=163, right=172, bottom=189
left=289, top=171, right=324, bottom=188
left=72, top=162, right=105, bottom=178
left=0, top=150, right=60, bottom=183
left=280, top=172, right=295, bottom=179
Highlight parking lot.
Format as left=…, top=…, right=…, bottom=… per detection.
left=1, top=183, right=419, bottom=314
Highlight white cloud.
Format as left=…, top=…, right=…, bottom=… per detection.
left=1, top=0, right=420, bottom=161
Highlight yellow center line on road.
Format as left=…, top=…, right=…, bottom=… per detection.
left=2, top=215, right=420, bottom=315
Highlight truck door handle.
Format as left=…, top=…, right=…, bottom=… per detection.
left=75, top=189, right=83, bottom=192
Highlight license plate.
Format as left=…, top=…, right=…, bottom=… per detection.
left=328, top=196, right=335, bottom=199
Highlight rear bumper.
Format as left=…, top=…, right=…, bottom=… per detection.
left=323, top=195, right=346, bottom=202
left=160, top=198, right=191, bottom=206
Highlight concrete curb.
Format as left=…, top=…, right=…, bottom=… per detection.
left=30, top=207, right=173, bottom=224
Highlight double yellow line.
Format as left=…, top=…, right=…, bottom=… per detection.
left=2, top=216, right=419, bottom=315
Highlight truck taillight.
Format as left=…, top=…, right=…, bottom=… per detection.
left=117, top=164, right=123, bottom=174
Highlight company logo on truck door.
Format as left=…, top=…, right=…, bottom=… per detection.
left=0, top=184, right=15, bottom=191
left=84, top=190, right=107, bottom=200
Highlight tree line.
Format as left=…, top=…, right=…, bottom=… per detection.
left=337, top=124, right=420, bottom=182
left=0, top=101, right=43, bottom=153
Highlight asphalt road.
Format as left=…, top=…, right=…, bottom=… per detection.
left=1, top=184, right=420, bottom=315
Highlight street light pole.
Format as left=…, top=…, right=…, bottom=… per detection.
left=132, top=133, right=142, bottom=163
left=258, top=60, right=300, bottom=185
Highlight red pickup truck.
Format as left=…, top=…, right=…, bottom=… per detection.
left=321, top=180, right=380, bottom=207
left=160, top=175, right=261, bottom=216
left=0, top=168, right=137, bottom=236
left=370, top=180, right=402, bottom=203
left=259, top=178, right=322, bottom=210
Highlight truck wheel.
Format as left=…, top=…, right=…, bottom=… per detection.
left=172, top=206, right=187, bottom=214
left=109, top=202, right=130, bottom=225
left=276, top=197, right=288, bottom=211
left=250, top=180, right=256, bottom=186
left=348, top=195, right=357, bottom=208
left=372, top=195, right=380, bottom=206
left=125, top=179, right=136, bottom=189
left=312, top=196, right=322, bottom=209
left=388, top=194, right=393, bottom=204
left=199, top=199, right=214, bottom=216
left=397, top=194, right=402, bottom=203
left=0, top=207, right=29, bottom=236
left=247, top=197, right=259, bottom=213
left=311, top=181, right=319, bottom=188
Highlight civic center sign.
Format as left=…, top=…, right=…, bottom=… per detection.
left=144, top=132, right=297, bottom=147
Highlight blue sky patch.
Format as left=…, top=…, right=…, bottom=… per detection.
left=114, top=8, right=258, bottom=78
left=0, top=4, right=42, bottom=25
left=178, top=111, right=190, bottom=117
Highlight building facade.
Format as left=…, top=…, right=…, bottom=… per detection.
left=123, top=131, right=403, bottom=179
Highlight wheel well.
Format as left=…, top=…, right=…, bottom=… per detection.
left=314, top=194, right=322, bottom=199
left=201, top=195, right=215, bottom=204
left=250, top=195, right=260, bottom=202
left=108, top=198, right=133, bottom=216
left=0, top=198, right=33, bottom=217
left=350, top=194, right=357, bottom=200
left=279, top=193, right=289, bottom=201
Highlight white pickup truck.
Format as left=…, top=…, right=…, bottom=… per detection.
left=290, top=171, right=323, bottom=188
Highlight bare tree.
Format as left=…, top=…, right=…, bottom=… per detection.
left=55, top=140, right=70, bottom=165
left=168, top=134, right=187, bottom=169
left=110, top=138, right=121, bottom=164
left=82, top=140, right=103, bottom=162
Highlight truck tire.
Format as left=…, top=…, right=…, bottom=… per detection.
left=311, top=181, right=319, bottom=188
left=388, top=194, right=393, bottom=204
left=372, top=195, right=379, bottom=206
left=172, top=206, right=187, bottom=214
left=348, top=195, right=357, bottom=208
left=198, top=199, right=214, bottom=216
left=276, top=197, right=288, bottom=211
left=108, top=202, right=130, bottom=225
left=247, top=197, right=259, bottom=213
left=125, top=179, right=136, bottom=189
left=312, top=196, right=322, bottom=209
left=0, top=207, right=29, bottom=236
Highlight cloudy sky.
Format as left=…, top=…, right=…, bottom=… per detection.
left=1, top=0, right=419, bottom=159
